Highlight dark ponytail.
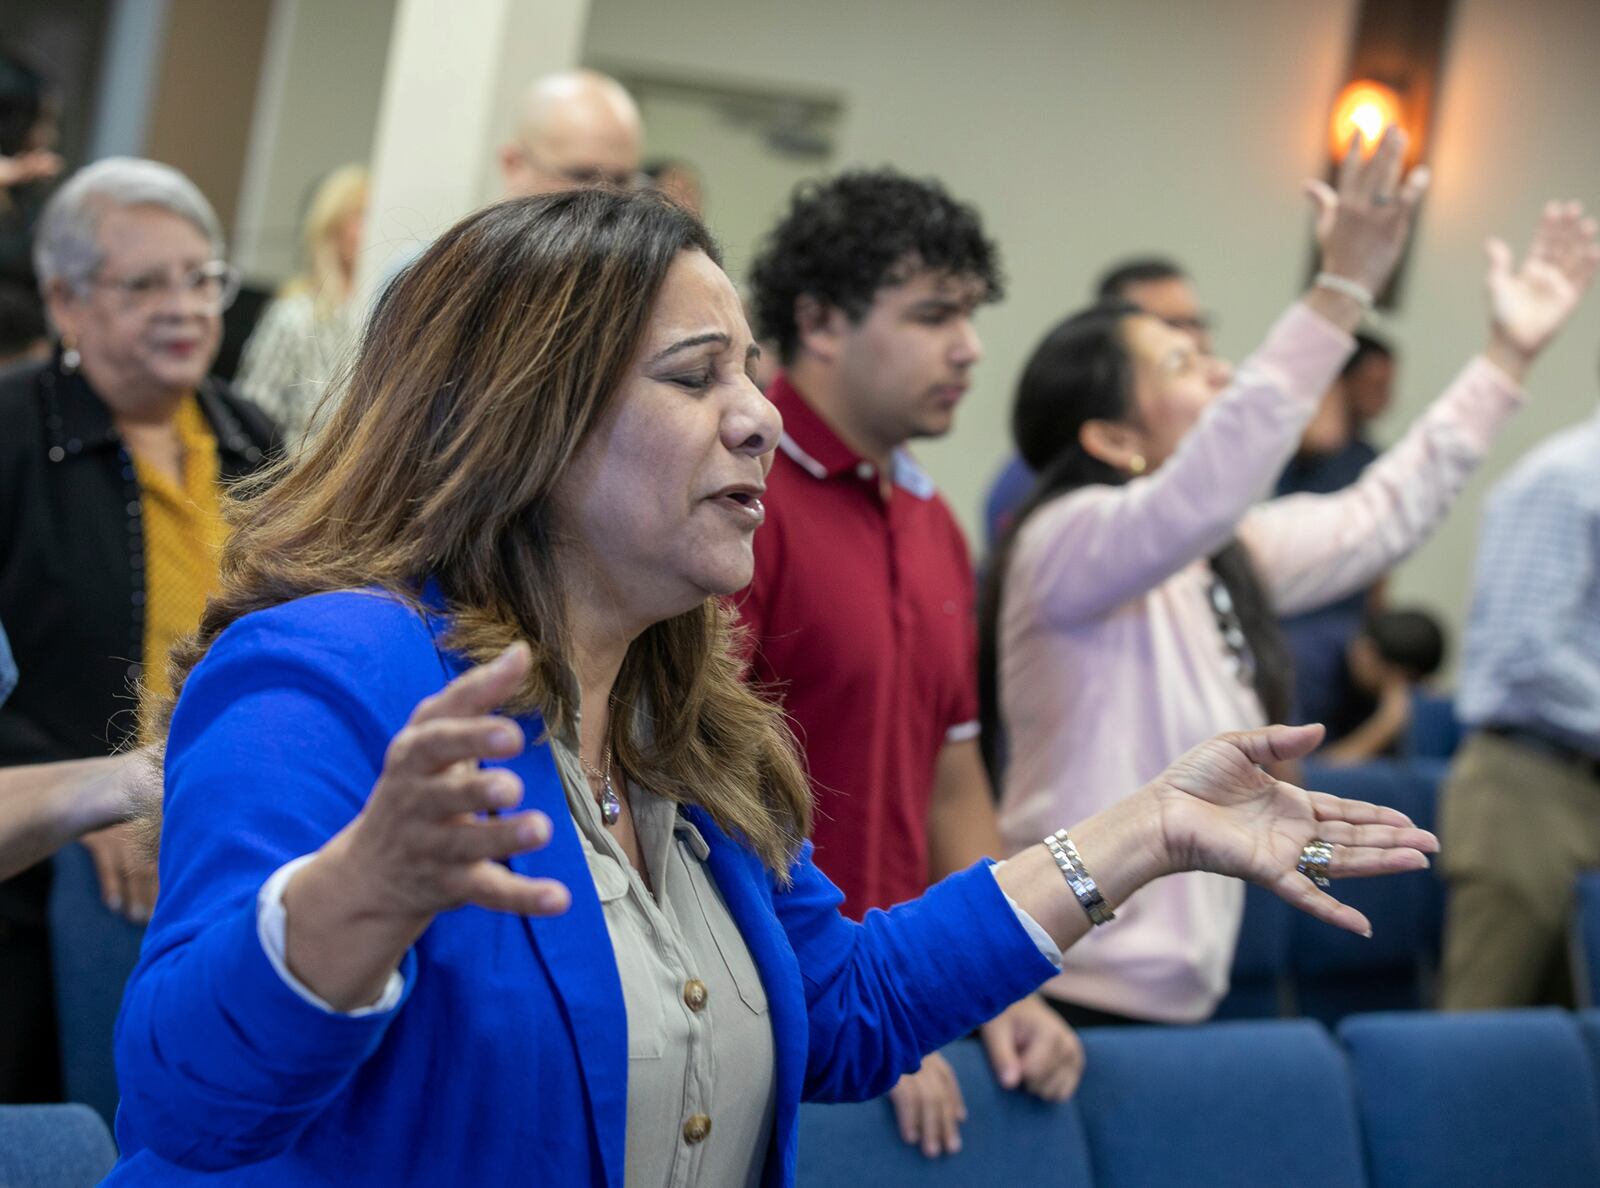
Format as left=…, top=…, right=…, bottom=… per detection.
left=978, top=303, right=1293, bottom=782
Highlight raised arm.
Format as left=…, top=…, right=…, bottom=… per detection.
left=1015, top=129, right=1428, bottom=628
left=1242, top=201, right=1600, bottom=616
left=787, top=722, right=1436, bottom=1103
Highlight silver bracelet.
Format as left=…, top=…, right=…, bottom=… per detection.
left=1312, top=271, right=1376, bottom=310
left=1044, top=829, right=1115, bottom=926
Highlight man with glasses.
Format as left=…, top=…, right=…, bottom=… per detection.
left=498, top=69, right=643, bottom=198
left=0, top=157, right=276, bottom=1103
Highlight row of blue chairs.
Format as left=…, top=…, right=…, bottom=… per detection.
left=799, top=1009, right=1600, bottom=1187
left=10, top=1009, right=1595, bottom=1186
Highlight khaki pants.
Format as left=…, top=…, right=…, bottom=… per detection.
left=1439, top=732, right=1600, bottom=1010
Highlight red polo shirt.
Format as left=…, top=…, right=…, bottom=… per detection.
left=735, top=374, right=980, bottom=919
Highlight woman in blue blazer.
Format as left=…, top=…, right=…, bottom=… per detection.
left=108, top=188, right=1436, bottom=1185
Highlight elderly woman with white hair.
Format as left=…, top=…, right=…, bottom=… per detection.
left=0, top=156, right=277, bottom=1102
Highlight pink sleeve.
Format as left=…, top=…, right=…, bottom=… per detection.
left=1009, top=303, right=1351, bottom=629
left=1239, top=356, right=1525, bottom=617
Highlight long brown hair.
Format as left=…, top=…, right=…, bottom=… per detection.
left=151, top=188, right=811, bottom=872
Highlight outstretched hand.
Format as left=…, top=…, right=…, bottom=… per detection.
left=1149, top=723, right=1438, bottom=937
left=1485, top=200, right=1600, bottom=370
left=333, top=642, right=571, bottom=923
left=1303, top=126, right=1431, bottom=297
left=286, top=643, right=571, bottom=1011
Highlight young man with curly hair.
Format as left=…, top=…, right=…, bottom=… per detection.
left=736, top=169, right=1082, bottom=1158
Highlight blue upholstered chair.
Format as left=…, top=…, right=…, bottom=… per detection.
left=1573, top=873, right=1600, bottom=1007
left=48, top=840, right=147, bottom=1126
left=1342, top=1009, right=1600, bottom=1188
left=1290, top=760, right=1444, bottom=1024
left=1214, top=881, right=1294, bottom=1019
left=797, top=1039, right=1093, bottom=1185
left=0, top=1103, right=118, bottom=1186
left=1404, top=692, right=1462, bottom=760
left=1577, top=1010, right=1600, bottom=1093
left=1074, top=1020, right=1367, bottom=1188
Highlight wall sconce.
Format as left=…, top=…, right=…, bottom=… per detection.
left=1315, top=0, right=1457, bottom=307
left=1329, top=79, right=1404, bottom=161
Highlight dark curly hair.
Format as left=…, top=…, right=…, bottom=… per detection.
left=748, top=167, right=1004, bottom=363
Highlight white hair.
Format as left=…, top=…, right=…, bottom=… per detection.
left=32, top=157, right=224, bottom=296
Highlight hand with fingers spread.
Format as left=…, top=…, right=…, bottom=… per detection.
left=1303, top=125, right=1431, bottom=301
left=1483, top=200, right=1600, bottom=381
left=1148, top=722, right=1438, bottom=936
left=282, top=642, right=571, bottom=1011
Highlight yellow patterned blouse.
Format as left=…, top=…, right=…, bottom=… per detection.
left=132, top=396, right=228, bottom=701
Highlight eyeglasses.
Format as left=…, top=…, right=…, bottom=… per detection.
left=1207, top=574, right=1257, bottom=689
left=93, top=260, right=241, bottom=314
left=1162, top=313, right=1215, bottom=337
left=517, top=145, right=642, bottom=191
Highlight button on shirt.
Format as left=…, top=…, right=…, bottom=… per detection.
left=552, top=742, right=777, bottom=1188
left=735, top=375, right=980, bottom=918
left=1457, top=410, right=1600, bottom=754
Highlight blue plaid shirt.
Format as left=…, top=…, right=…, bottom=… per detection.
left=0, top=619, right=14, bottom=708
left=1457, top=410, right=1600, bottom=752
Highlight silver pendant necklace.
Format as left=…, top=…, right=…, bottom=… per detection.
left=580, top=740, right=621, bottom=825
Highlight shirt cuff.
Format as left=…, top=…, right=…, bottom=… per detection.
left=257, top=854, right=406, bottom=1017
left=989, top=861, right=1063, bottom=969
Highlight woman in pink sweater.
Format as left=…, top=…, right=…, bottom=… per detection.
left=984, top=129, right=1599, bottom=1025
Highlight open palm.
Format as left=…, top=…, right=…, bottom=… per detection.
left=1148, top=724, right=1437, bottom=936
left=1487, top=201, right=1600, bottom=358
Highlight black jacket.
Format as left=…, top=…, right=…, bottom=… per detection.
left=0, top=356, right=279, bottom=922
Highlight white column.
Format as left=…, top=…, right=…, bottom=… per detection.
left=355, top=0, right=591, bottom=302
left=86, top=0, right=172, bottom=161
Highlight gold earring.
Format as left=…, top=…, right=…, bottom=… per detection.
left=1128, top=454, right=1147, bottom=475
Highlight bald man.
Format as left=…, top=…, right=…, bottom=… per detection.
left=498, top=69, right=643, bottom=197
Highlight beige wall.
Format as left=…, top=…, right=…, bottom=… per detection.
left=144, top=0, right=273, bottom=232
left=233, top=0, right=398, bottom=280
left=584, top=0, right=1600, bottom=673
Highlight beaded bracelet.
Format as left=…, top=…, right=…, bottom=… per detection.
left=1312, top=271, right=1376, bottom=310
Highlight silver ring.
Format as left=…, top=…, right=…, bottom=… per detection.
left=1297, top=840, right=1334, bottom=889
left=1372, top=193, right=1395, bottom=206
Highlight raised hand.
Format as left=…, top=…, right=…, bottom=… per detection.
left=1485, top=200, right=1600, bottom=371
left=1304, top=126, right=1431, bottom=297
left=332, top=642, right=569, bottom=921
left=285, top=643, right=570, bottom=1011
left=1148, top=723, right=1438, bottom=936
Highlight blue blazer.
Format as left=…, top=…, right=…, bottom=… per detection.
left=107, top=590, right=1054, bottom=1185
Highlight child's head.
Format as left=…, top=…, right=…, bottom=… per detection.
left=1347, top=608, right=1447, bottom=693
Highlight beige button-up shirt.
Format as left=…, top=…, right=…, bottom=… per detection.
left=551, top=741, right=778, bottom=1188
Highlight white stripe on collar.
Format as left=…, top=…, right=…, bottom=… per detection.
left=778, top=433, right=937, bottom=502
left=777, top=433, right=827, bottom=479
